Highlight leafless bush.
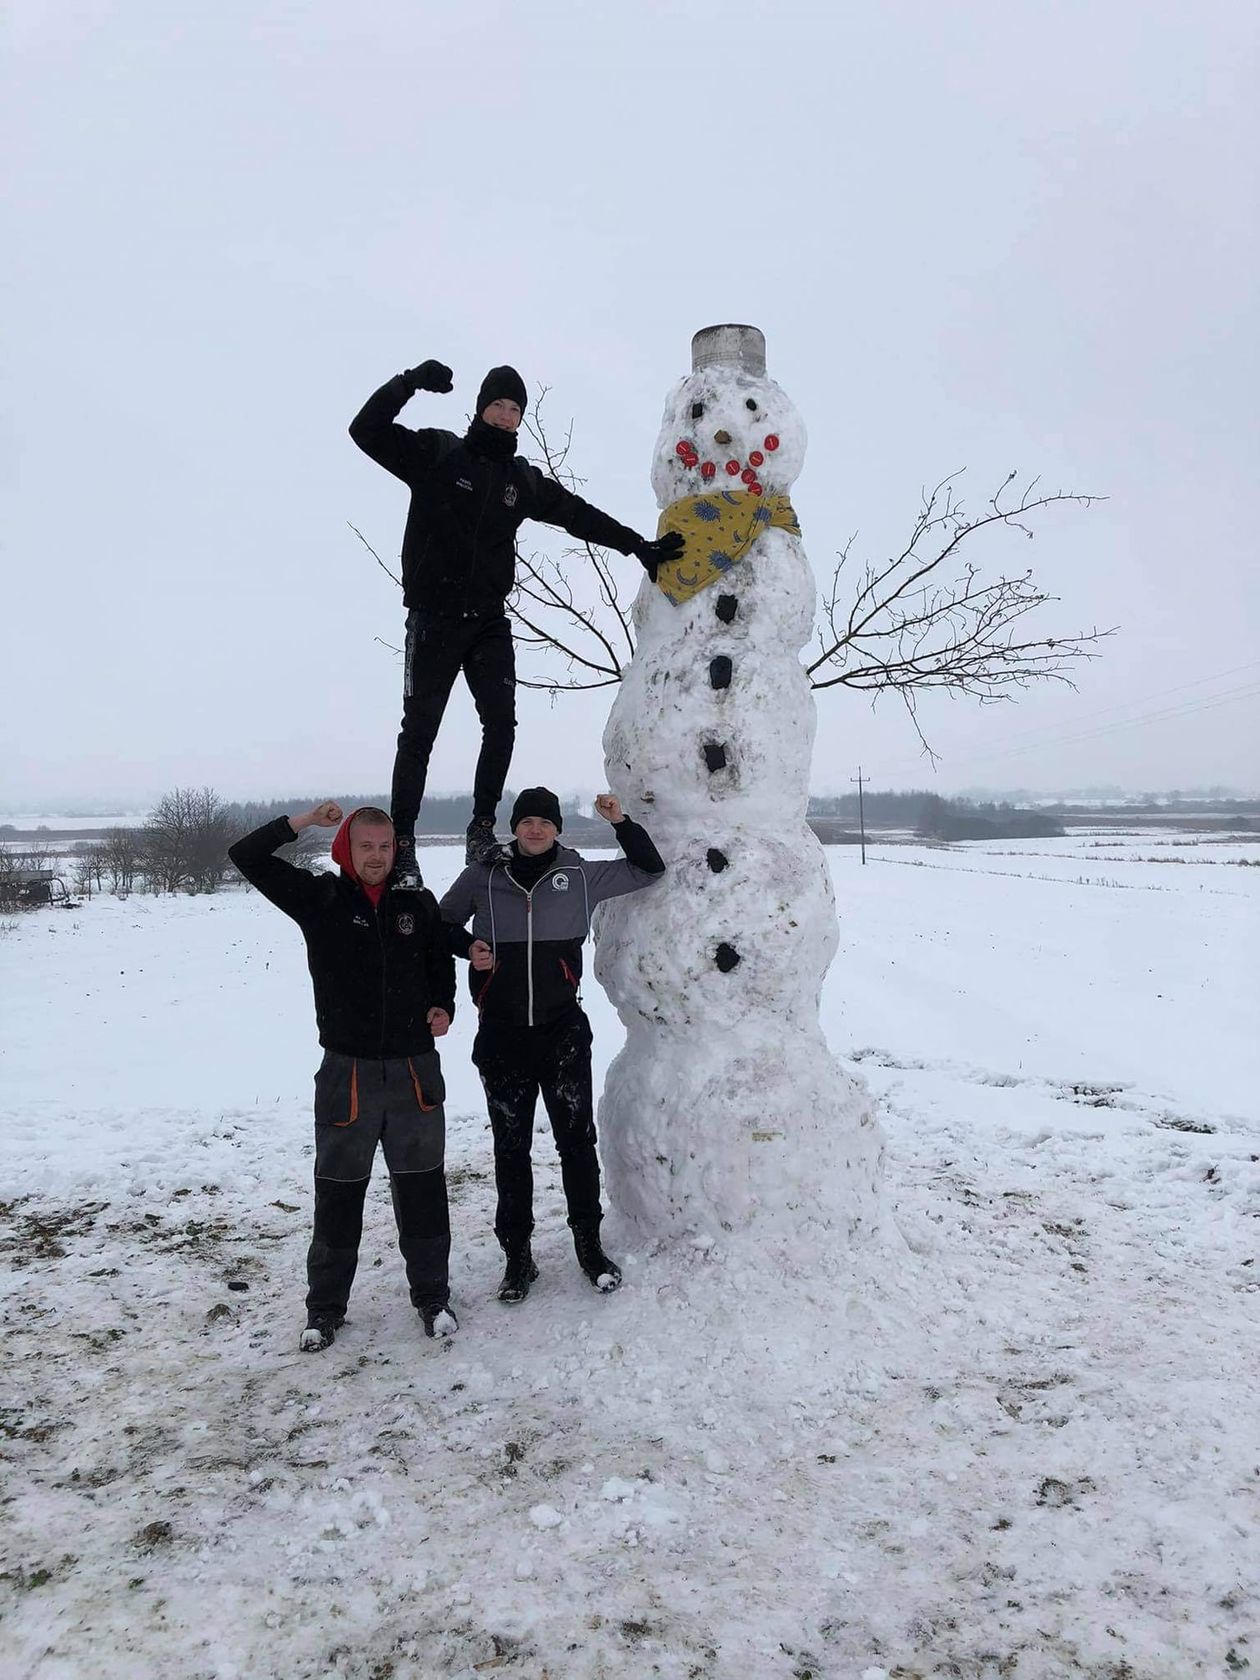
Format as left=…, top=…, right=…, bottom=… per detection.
left=807, top=471, right=1112, bottom=759
left=99, top=826, right=142, bottom=892
left=72, top=843, right=104, bottom=898
left=142, top=788, right=232, bottom=894
left=511, top=391, right=636, bottom=693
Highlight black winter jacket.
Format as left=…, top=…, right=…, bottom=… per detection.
left=439, top=820, right=664, bottom=1027
left=228, top=817, right=457, bottom=1057
left=349, top=375, right=645, bottom=617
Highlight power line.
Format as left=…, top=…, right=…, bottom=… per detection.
left=962, top=680, right=1260, bottom=763
left=874, top=660, right=1260, bottom=778
left=977, top=658, right=1260, bottom=743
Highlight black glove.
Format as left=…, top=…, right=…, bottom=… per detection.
left=632, top=532, right=685, bottom=582
left=404, top=359, right=454, bottom=394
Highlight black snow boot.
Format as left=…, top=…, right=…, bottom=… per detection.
left=393, top=834, right=423, bottom=891
left=572, top=1223, right=622, bottom=1293
left=419, top=1299, right=459, bottom=1339
left=465, top=817, right=503, bottom=867
left=498, top=1243, right=539, bottom=1304
left=299, top=1312, right=345, bottom=1353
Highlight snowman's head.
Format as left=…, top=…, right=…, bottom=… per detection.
left=651, top=363, right=806, bottom=509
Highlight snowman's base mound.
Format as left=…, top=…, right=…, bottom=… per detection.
left=599, top=1024, right=886, bottom=1252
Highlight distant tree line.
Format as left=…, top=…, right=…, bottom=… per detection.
left=806, top=789, right=1063, bottom=838
left=25, top=781, right=1160, bottom=907
left=1039, top=795, right=1259, bottom=815
left=913, top=794, right=1063, bottom=841
left=64, top=786, right=585, bottom=899
left=808, top=789, right=934, bottom=824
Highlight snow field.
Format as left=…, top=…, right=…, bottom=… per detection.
left=1, top=834, right=1257, bottom=1678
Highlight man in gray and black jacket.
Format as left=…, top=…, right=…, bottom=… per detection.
left=439, top=787, right=664, bottom=1303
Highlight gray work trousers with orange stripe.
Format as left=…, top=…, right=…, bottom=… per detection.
left=306, top=1048, right=450, bottom=1321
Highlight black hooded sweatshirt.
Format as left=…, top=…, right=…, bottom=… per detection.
left=228, top=814, right=456, bottom=1057
left=349, top=375, right=645, bottom=616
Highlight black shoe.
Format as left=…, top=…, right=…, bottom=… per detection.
left=419, top=1300, right=459, bottom=1339
left=465, top=817, right=502, bottom=867
left=498, top=1244, right=539, bottom=1304
left=393, top=834, right=423, bottom=891
left=299, top=1312, right=345, bottom=1352
left=572, top=1224, right=622, bottom=1293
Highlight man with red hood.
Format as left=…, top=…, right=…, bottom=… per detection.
left=229, top=800, right=457, bottom=1351
left=349, top=357, right=684, bottom=885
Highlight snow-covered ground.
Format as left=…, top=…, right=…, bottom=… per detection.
left=1, top=831, right=1257, bottom=1679
left=0, top=813, right=146, bottom=833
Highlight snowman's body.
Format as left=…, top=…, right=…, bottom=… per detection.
left=595, top=327, right=884, bottom=1252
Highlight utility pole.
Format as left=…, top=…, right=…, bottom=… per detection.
left=851, top=766, right=868, bottom=865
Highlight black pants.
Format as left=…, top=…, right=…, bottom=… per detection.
left=391, top=610, right=516, bottom=835
left=305, top=1051, right=450, bottom=1320
left=472, top=1011, right=602, bottom=1250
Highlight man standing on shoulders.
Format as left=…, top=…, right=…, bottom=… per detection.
left=229, top=801, right=458, bottom=1351
left=349, top=357, right=683, bottom=882
left=440, top=789, right=664, bottom=1304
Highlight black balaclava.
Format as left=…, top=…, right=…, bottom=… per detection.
left=466, top=365, right=528, bottom=463
left=476, top=366, right=528, bottom=418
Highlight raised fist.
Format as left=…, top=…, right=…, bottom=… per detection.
left=289, top=800, right=343, bottom=835
left=405, top=359, right=454, bottom=393
left=593, top=794, right=624, bottom=825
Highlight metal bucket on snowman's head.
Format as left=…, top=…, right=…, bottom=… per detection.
left=691, top=324, right=766, bottom=377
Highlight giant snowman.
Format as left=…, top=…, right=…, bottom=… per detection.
left=595, top=324, right=885, bottom=1256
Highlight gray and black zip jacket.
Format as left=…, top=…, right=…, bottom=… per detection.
left=439, top=820, right=664, bottom=1027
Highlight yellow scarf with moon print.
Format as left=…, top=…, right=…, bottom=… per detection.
left=653, top=489, right=801, bottom=606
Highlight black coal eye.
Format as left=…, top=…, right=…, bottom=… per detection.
left=745, top=398, right=758, bottom=411
left=691, top=401, right=705, bottom=419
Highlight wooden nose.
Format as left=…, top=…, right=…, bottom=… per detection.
left=714, top=430, right=731, bottom=445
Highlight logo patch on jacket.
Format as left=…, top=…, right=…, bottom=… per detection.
left=503, top=482, right=518, bottom=509
left=456, top=477, right=474, bottom=491
left=551, top=873, right=570, bottom=892
left=397, top=913, right=414, bottom=935
left=353, top=915, right=371, bottom=928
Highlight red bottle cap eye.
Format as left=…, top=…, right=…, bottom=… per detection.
left=764, top=434, right=779, bottom=451
left=748, top=450, right=764, bottom=467
left=725, top=460, right=741, bottom=475
left=700, top=461, right=717, bottom=479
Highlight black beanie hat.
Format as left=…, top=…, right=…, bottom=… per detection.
left=476, top=365, right=528, bottom=418
left=510, top=787, right=562, bottom=833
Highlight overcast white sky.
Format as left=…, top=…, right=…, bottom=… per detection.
left=5, top=0, right=1258, bottom=810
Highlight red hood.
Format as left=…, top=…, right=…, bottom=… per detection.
left=330, top=809, right=388, bottom=905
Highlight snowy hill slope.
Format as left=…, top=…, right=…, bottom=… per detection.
left=1, top=835, right=1257, bottom=1679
